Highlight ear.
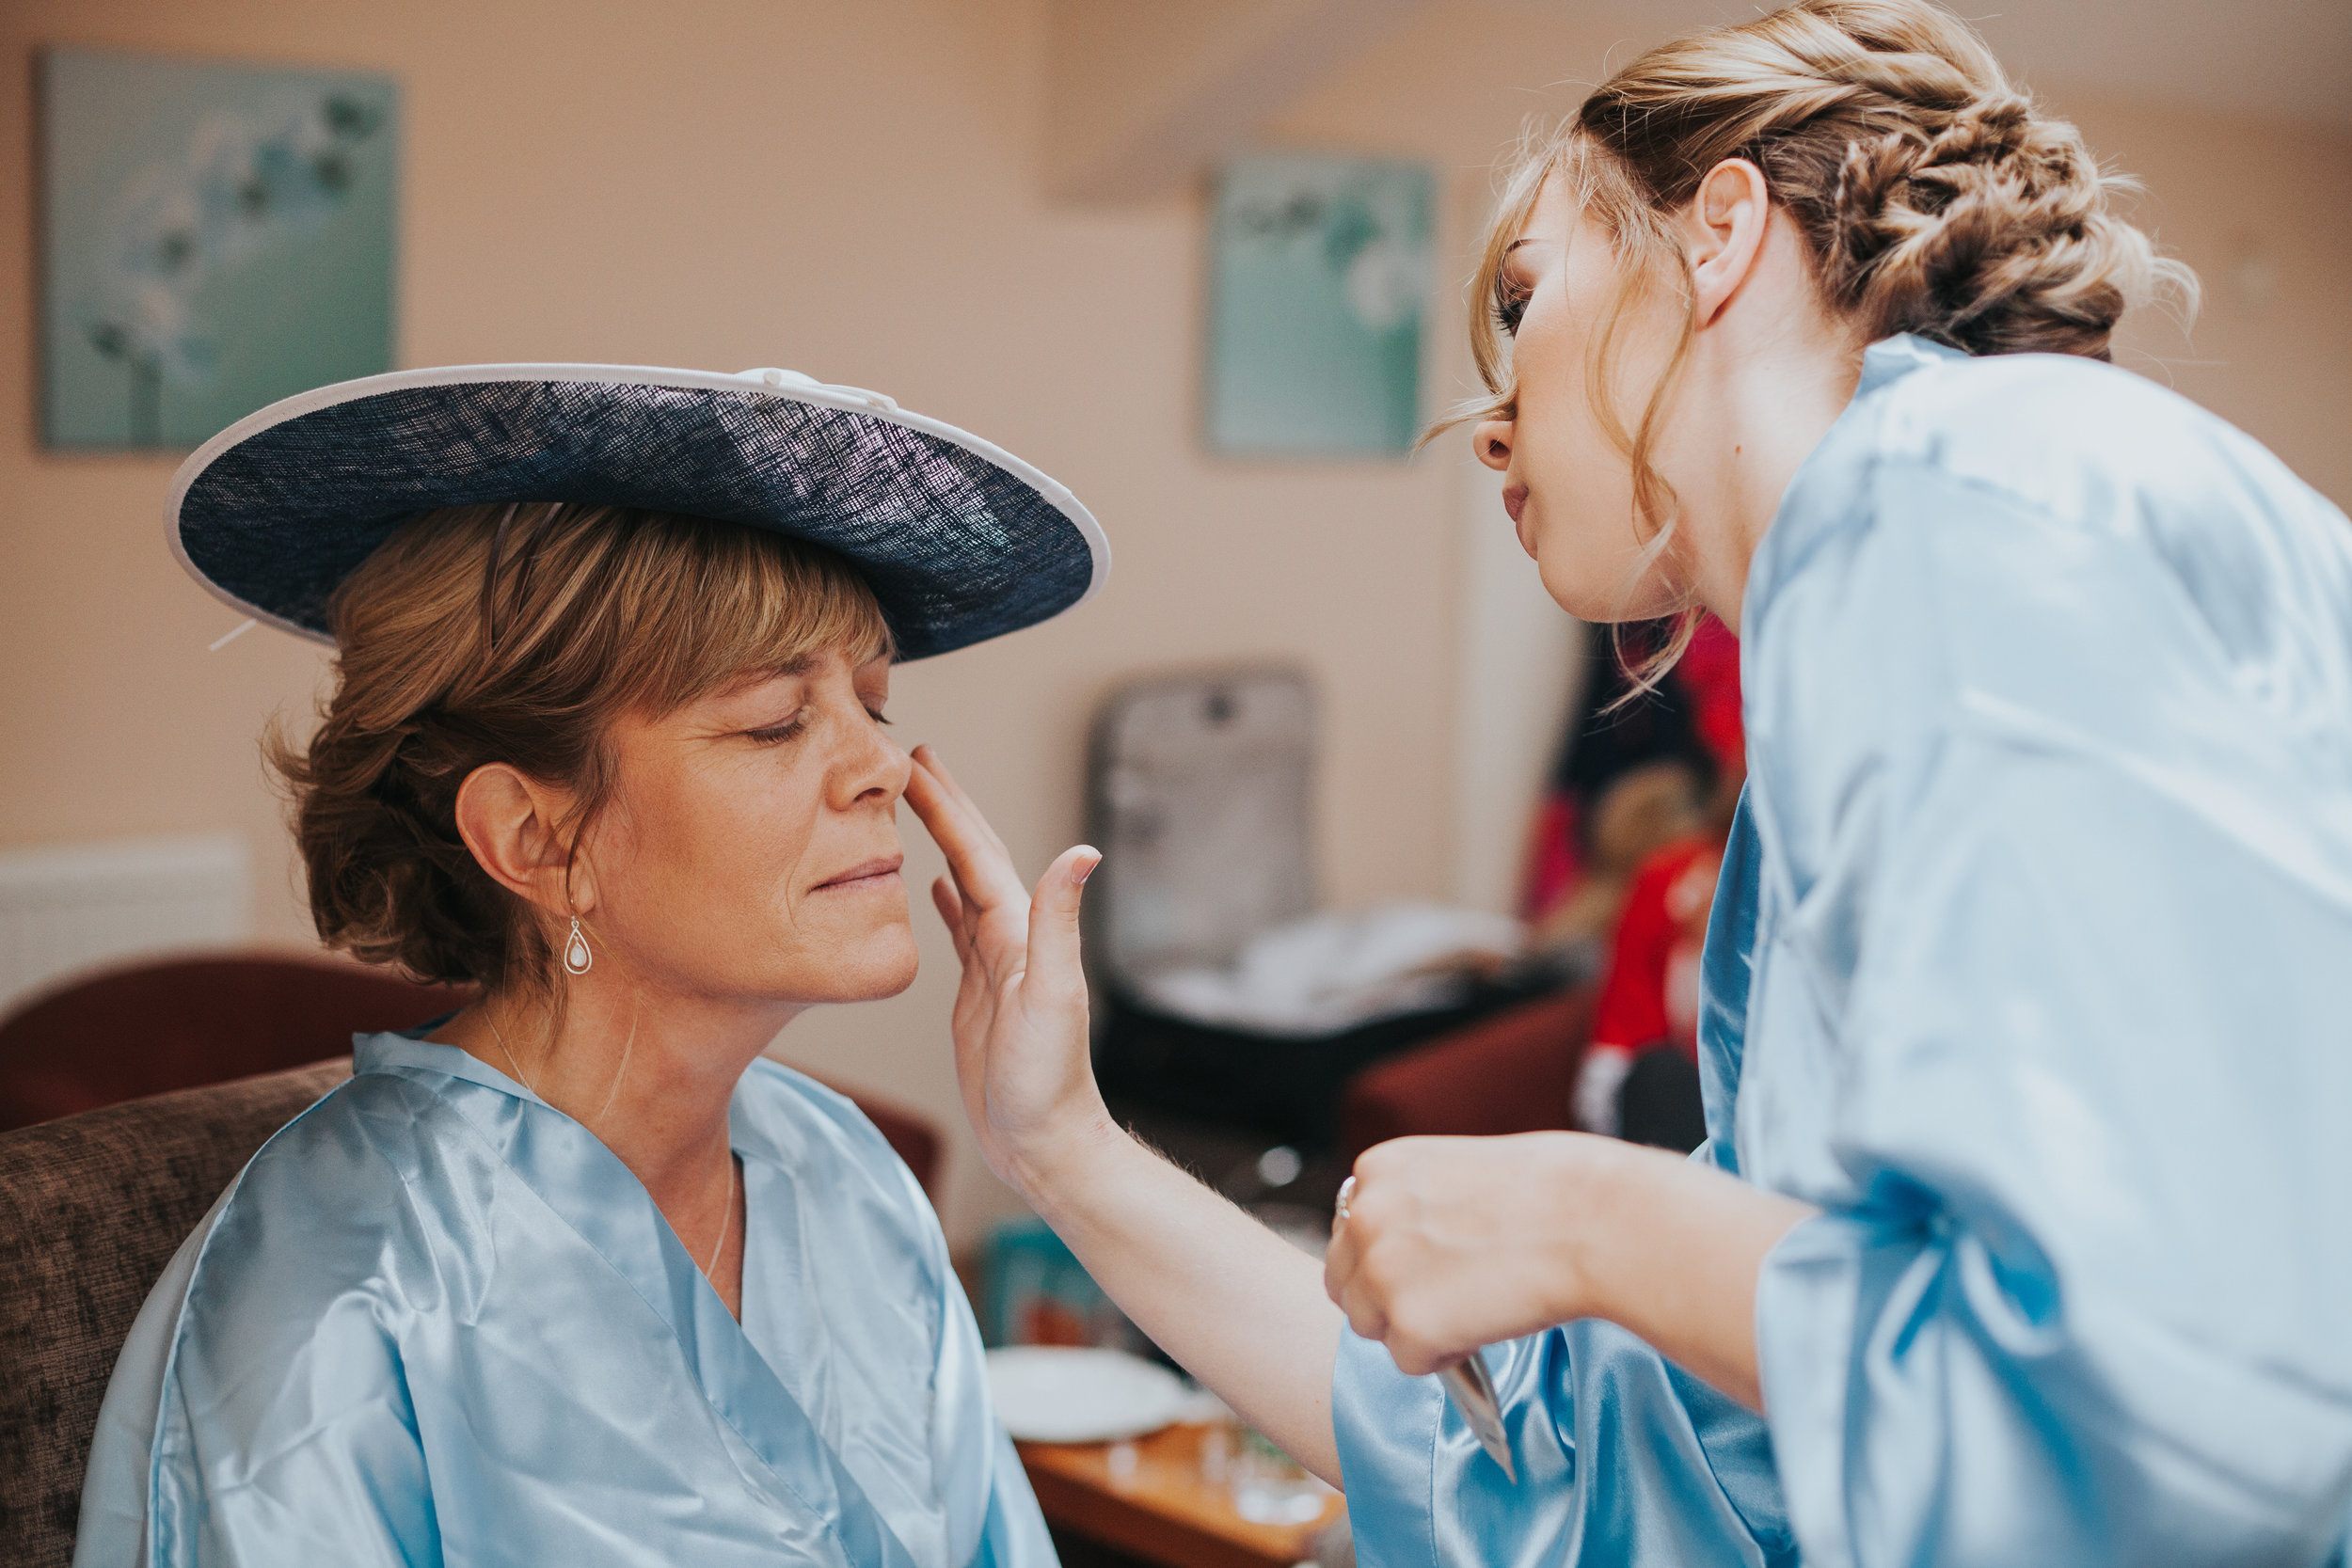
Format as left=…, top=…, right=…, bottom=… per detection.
left=1682, top=157, right=1772, bottom=329
left=453, top=763, right=595, bottom=916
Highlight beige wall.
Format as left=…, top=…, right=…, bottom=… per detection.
left=4, top=0, right=2345, bottom=1245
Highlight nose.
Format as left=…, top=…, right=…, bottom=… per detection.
left=832, top=710, right=913, bottom=813
left=1472, top=417, right=1513, bottom=472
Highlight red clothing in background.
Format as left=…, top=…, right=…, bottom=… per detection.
left=1521, top=614, right=1744, bottom=930
left=1590, top=834, right=1724, bottom=1062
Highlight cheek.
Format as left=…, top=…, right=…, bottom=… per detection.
left=723, top=784, right=826, bottom=918
left=1513, top=307, right=1606, bottom=482
left=1518, top=380, right=1632, bottom=552
left=617, top=765, right=819, bottom=926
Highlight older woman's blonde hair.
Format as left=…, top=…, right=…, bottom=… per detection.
left=269, top=503, right=891, bottom=994
left=1458, top=0, right=2195, bottom=678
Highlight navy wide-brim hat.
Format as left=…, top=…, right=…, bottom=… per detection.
left=166, top=363, right=1108, bottom=660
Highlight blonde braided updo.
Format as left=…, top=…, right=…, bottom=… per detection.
left=1458, top=0, right=2193, bottom=669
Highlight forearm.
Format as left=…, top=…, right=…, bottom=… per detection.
left=1013, top=1120, right=1344, bottom=1485
left=1571, top=1138, right=1816, bottom=1412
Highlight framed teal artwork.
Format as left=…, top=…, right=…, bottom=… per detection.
left=1206, top=152, right=1433, bottom=458
left=40, top=46, right=397, bottom=450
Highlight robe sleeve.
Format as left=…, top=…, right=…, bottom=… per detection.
left=74, top=1117, right=443, bottom=1568
left=1748, top=460, right=2352, bottom=1567
left=74, top=1233, right=439, bottom=1568
left=1332, top=801, right=1792, bottom=1567
left=148, top=1302, right=440, bottom=1567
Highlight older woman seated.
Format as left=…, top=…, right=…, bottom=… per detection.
left=76, top=364, right=1105, bottom=1567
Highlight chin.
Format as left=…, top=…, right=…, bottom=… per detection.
left=1538, top=555, right=1682, bottom=625
left=1538, top=569, right=1629, bottom=623
left=818, top=927, right=922, bottom=1004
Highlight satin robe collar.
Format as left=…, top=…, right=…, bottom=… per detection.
left=352, top=1031, right=930, bottom=1568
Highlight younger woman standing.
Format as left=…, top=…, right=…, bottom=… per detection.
left=910, top=2, right=2352, bottom=1562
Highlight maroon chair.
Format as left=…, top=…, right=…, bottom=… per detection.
left=1336, top=986, right=1596, bottom=1164
left=0, top=954, right=944, bottom=1198
left=0, top=955, right=469, bottom=1132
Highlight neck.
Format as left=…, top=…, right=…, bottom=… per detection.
left=1660, top=251, right=1865, bottom=634
left=440, top=960, right=801, bottom=1215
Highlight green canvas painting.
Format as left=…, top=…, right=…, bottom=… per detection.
left=1206, top=152, right=1432, bottom=458
left=40, top=46, right=397, bottom=450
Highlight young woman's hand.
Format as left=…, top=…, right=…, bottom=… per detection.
left=904, top=745, right=1115, bottom=1200
left=910, top=744, right=1348, bottom=1483
left=1327, top=1129, right=1816, bottom=1410
left=1323, top=1132, right=1605, bottom=1375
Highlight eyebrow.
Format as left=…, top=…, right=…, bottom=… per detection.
left=713, top=657, right=818, bottom=701
left=1505, top=238, right=1538, bottom=253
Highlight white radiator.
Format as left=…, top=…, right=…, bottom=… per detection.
left=0, top=833, right=253, bottom=1012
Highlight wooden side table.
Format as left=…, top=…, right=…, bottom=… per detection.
left=1017, top=1423, right=1343, bottom=1568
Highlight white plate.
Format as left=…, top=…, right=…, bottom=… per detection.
left=985, top=1346, right=1192, bottom=1444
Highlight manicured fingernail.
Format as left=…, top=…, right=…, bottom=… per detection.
left=1074, top=853, right=1102, bottom=885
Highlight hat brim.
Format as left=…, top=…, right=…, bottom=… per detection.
left=166, top=363, right=1108, bottom=660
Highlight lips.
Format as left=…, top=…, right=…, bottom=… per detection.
left=813, top=854, right=904, bottom=893
left=1502, top=483, right=1534, bottom=558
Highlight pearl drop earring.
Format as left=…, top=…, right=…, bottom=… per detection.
left=563, top=915, right=594, bottom=976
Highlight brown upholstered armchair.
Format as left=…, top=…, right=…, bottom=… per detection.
left=0, top=1060, right=353, bottom=1568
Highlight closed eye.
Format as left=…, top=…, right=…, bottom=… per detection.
left=1493, top=283, right=1530, bottom=338
left=744, top=713, right=808, bottom=745
left=746, top=706, right=888, bottom=743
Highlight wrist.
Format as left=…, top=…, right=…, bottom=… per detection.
left=999, top=1107, right=1135, bottom=1218
left=1540, top=1131, right=1641, bottom=1327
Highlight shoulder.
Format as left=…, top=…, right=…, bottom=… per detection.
left=1756, top=348, right=2352, bottom=721
left=1864, top=352, right=2346, bottom=601
left=1873, top=349, right=2217, bottom=481
left=1746, top=349, right=2352, bottom=893
left=90, top=1077, right=441, bottom=1506
left=167, top=1072, right=486, bottom=1336
left=1870, top=351, right=2329, bottom=546
left=219, top=1069, right=471, bottom=1223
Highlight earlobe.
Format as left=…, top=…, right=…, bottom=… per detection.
left=564, top=852, right=600, bottom=919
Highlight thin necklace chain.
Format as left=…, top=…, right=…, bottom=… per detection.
left=482, top=1006, right=541, bottom=1096
left=484, top=1005, right=632, bottom=1123
left=481, top=1006, right=733, bottom=1290
left=706, top=1156, right=736, bottom=1285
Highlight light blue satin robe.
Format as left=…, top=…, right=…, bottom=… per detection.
left=76, top=1031, right=1054, bottom=1568
left=1336, top=336, right=2352, bottom=1567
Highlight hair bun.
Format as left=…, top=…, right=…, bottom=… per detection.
left=1819, top=85, right=2154, bottom=358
